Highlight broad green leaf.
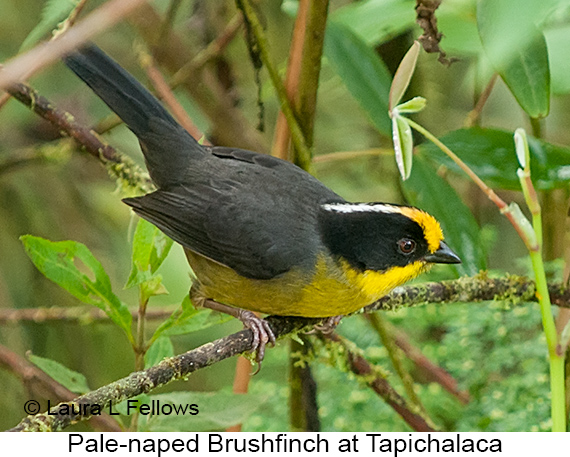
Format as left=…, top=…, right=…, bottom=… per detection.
left=20, top=0, right=79, bottom=51
left=141, top=391, right=267, bottom=432
left=126, top=218, right=173, bottom=289
left=478, top=0, right=550, bottom=118
left=402, top=156, right=486, bottom=276
left=332, top=0, right=416, bottom=46
left=544, top=26, right=570, bottom=95
left=151, top=296, right=231, bottom=343
left=145, top=336, right=174, bottom=369
left=324, top=20, right=392, bottom=136
left=20, top=236, right=133, bottom=341
left=389, top=41, right=420, bottom=112
left=28, top=354, right=90, bottom=394
left=419, top=128, right=570, bottom=190
left=391, top=115, right=413, bottom=180
left=499, top=34, right=550, bottom=118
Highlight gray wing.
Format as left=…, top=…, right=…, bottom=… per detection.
left=123, top=148, right=344, bottom=279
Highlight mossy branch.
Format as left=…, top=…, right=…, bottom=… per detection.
left=7, top=82, right=152, bottom=194
left=7, top=274, right=570, bottom=432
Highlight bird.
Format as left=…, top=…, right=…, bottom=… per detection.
left=63, top=45, right=461, bottom=363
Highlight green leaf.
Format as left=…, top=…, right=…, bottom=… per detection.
left=499, top=34, right=550, bottom=118
left=20, top=236, right=133, bottom=341
left=396, top=96, right=426, bottom=114
left=389, top=41, right=420, bottom=112
left=145, top=337, right=174, bottom=369
left=544, top=26, right=570, bottom=95
left=150, top=296, right=231, bottom=344
left=514, top=128, right=530, bottom=169
left=402, top=156, right=486, bottom=276
left=141, top=391, right=267, bottom=432
left=419, top=127, right=570, bottom=190
left=324, top=20, right=392, bottom=136
left=437, top=2, right=482, bottom=56
left=391, top=115, right=413, bottom=180
left=126, top=218, right=173, bottom=289
left=332, top=0, right=416, bottom=46
left=20, top=0, right=79, bottom=51
left=477, top=0, right=550, bottom=118
left=28, top=354, right=90, bottom=394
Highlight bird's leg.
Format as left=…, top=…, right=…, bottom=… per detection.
left=196, top=296, right=276, bottom=364
left=310, top=315, right=344, bottom=334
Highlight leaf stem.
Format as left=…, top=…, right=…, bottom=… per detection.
left=406, top=118, right=536, bottom=247
left=407, top=117, right=566, bottom=431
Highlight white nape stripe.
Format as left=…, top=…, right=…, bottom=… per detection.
left=321, top=203, right=402, bottom=214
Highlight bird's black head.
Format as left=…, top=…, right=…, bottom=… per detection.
left=318, top=202, right=460, bottom=272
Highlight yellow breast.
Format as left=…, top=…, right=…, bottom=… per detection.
left=186, top=250, right=427, bottom=318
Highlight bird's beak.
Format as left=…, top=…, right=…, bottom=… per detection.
left=424, top=241, right=461, bottom=264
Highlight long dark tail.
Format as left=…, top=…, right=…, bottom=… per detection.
left=64, top=45, right=204, bottom=188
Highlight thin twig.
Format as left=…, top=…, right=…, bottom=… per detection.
left=139, top=48, right=210, bottom=143
left=0, top=305, right=176, bottom=324
left=130, top=4, right=266, bottom=151
left=464, top=73, right=498, bottom=128
left=8, top=316, right=317, bottom=432
left=293, top=0, right=329, bottom=151
left=290, top=337, right=321, bottom=432
left=0, top=0, right=147, bottom=90
left=313, top=148, right=392, bottom=164
left=7, top=82, right=153, bottom=193
left=366, top=313, right=430, bottom=415
left=322, top=333, right=437, bottom=431
left=171, top=14, right=244, bottom=87
left=392, top=327, right=470, bottom=404
left=0, top=92, right=11, bottom=110
left=236, top=0, right=312, bottom=169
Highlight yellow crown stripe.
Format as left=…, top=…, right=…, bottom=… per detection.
left=399, top=207, right=443, bottom=253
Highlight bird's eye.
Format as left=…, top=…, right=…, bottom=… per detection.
left=398, top=238, right=416, bottom=254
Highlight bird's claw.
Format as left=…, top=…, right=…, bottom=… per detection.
left=308, top=315, right=344, bottom=335
left=237, top=310, right=276, bottom=372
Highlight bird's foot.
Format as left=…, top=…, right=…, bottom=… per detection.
left=236, top=309, right=276, bottom=368
left=308, top=315, right=344, bottom=334
left=198, top=297, right=275, bottom=371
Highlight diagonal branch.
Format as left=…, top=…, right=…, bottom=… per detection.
left=6, top=82, right=152, bottom=193
left=0, top=0, right=147, bottom=90
left=322, top=333, right=437, bottom=432
left=7, top=274, right=570, bottom=431
left=7, top=316, right=316, bottom=432
left=0, top=345, right=120, bottom=432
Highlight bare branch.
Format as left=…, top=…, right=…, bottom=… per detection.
left=322, top=333, right=437, bottom=432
